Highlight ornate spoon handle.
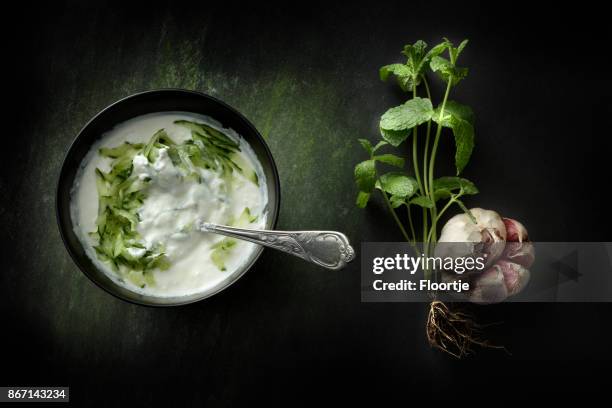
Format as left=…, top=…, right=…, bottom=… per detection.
left=200, top=223, right=355, bottom=270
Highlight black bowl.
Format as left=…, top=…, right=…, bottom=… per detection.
left=56, top=89, right=281, bottom=306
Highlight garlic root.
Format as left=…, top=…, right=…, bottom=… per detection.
left=426, top=300, right=506, bottom=358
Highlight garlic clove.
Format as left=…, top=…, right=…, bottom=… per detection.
left=503, top=217, right=528, bottom=242
left=501, top=217, right=534, bottom=268
left=468, top=264, right=508, bottom=304
left=503, top=241, right=535, bottom=269
left=496, top=259, right=530, bottom=296
left=438, top=208, right=507, bottom=267
left=471, top=208, right=507, bottom=242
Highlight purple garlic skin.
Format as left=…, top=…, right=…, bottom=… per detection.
left=502, top=217, right=535, bottom=268
left=503, top=217, right=528, bottom=242
left=503, top=241, right=535, bottom=269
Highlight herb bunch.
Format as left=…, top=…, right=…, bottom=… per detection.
left=355, top=38, right=478, bottom=259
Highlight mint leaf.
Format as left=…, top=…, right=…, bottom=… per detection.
left=451, top=118, right=474, bottom=174
left=433, top=188, right=452, bottom=201
left=380, top=63, right=411, bottom=81
left=401, top=40, right=428, bottom=79
left=445, top=38, right=469, bottom=63
left=393, top=40, right=448, bottom=87
left=433, top=102, right=475, bottom=174
left=380, top=64, right=414, bottom=91
left=434, top=100, right=474, bottom=125
left=389, top=195, right=406, bottom=208
left=451, top=67, right=468, bottom=84
left=433, top=177, right=478, bottom=195
left=430, top=55, right=451, bottom=74
left=430, top=56, right=468, bottom=85
left=380, top=97, right=434, bottom=132
left=354, top=160, right=377, bottom=192
left=442, top=37, right=469, bottom=64
left=410, top=195, right=434, bottom=208
left=380, top=40, right=452, bottom=95
left=396, top=76, right=414, bottom=92
left=402, top=40, right=428, bottom=60
left=379, top=97, right=434, bottom=146
left=356, top=191, right=371, bottom=208
left=425, top=42, right=448, bottom=62
left=380, top=128, right=411, bottom=147
left=377, top=172, right=418, bottom=198
left=456, top=39, right=469, bottom=58
left=372, top=140, right=388, bottom=153
left=358, top=138, right=373, bottom=156
left=374, top=153, right=405, bottom=168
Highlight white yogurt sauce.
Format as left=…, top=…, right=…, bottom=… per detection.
left=70, top=112, right=268, bottom=297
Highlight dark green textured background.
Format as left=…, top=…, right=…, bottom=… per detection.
left=2, top=1, right=611, bottom=404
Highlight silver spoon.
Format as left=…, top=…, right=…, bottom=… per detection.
left=199, top=222, right=355, bottom=270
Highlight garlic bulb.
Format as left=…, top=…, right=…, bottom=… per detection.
left=438, top=209, right=534, bottom=303
left=438, top=208, right=507, bottom=268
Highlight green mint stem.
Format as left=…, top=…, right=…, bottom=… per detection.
left=411, top=82, right=428, bottom=248
left=420, top=76, right=433, bottom=248
left=407, top=204, right=417, bottom=244
left=421, top=75, right=434, bottom=250
left=375, top=169, right=412, bottom=244
left=411, top=84, right=424, bottom=195
left=427, top=75, right=454, bottom=247
left=381, top=190, right=412, bottom=243
left=426, top=194, right=460, bottom=243
left=421, top=76, right=433, bottom=196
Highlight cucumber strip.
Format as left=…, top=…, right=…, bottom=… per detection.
left=95, top=170, right=109, bottom=196
left=210, top=238, right=237, bottom=271
left=174, top=120, right=240, bottom=150
left=99, top=142, right=143, bottom=159
left=92, top=131, right=176, bottom=284
left=144, top=129, right=169, bottom=162
left=198, top=123, right=241, bottom=150
left=229, top=152, right=259, bottom=185
left=192, top=130, right=240, bottom=152
left=126, top=270, right=147, bottom=288
left=210, top=208, right=258, bottom=271
left=233, top=207, right=258, bottom=227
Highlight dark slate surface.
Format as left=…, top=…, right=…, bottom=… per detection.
left=2, top=1, right=611, bottom=404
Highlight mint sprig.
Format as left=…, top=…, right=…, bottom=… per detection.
left=355, top=37, right=477, bottom=254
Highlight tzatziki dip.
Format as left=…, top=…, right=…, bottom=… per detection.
left=70, top=112, right=268, bottom=297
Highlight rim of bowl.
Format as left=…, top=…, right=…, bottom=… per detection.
left=56, top=89, right=281, bottom=307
